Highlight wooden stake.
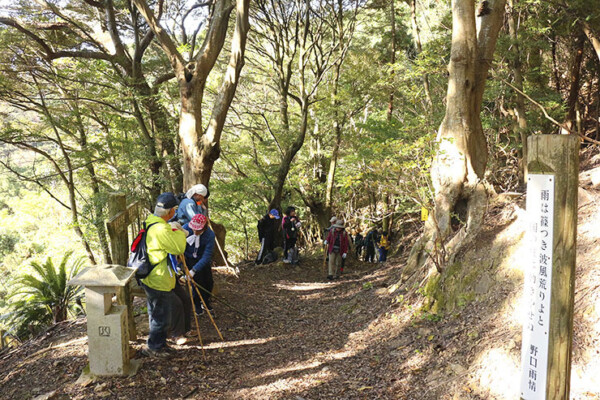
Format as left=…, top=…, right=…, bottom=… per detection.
left=180, top=262, right=206, bottom=360
left=179, top=257, right=224, bottom=341
left=526, top=134, right=578, bottom=399
left=207, top=220, right=238, bottom=275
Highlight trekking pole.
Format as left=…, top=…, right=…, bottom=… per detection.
left=179, top=258, right=206, bottom=360
left=189, top=279, right=250, bottom=320
left=207, top=220, right=239, bottom=275
left=179, top=256, right=224, bottom=341
left=322, top=244, right=328, bottom=276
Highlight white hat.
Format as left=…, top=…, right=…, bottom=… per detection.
left=333, top=219, right=345, bottom=228
left=330, top=216, right=337, bottom=223
left=185, top=184, right=208, bottom=199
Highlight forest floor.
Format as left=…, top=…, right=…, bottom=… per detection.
left=2, top=157, right=600, bottom=400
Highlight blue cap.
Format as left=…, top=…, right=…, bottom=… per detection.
left=156, top=192, right=179, bottom=209
left=269, top=209, right=280, bottom=219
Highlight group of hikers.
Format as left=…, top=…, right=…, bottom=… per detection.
left=254, top=210, right=393, bottom=279
left=136, top=185, right=217, bottom=358
left=136, top=187, right=393, bottom=358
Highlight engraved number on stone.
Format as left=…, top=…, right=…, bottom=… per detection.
left=99, top=326, right=111, bottom=337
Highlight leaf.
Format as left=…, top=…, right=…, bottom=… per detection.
left=357, top=386, right=373, bottom=391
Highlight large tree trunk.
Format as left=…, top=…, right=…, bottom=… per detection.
left=134, top=0, right=250, bottom=189
left=405, top=0, right=506, bottom=277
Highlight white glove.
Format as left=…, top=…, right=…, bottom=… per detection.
left=188, top=269, right=196, bottom=278
left=342, top=253, right=347, bottom=259
left=324, top=240, right=328, bottom=245
left=169, top=221, right=184, bottom=231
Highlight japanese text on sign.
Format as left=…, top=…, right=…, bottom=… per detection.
left=520, top=174, right=555, bottom=400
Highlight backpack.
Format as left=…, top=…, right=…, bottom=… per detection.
left=262, top=251, right=278, bottom=265
left=128, top=222, right=158, bottom=283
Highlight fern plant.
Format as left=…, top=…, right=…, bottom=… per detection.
left=4, top=252, right=84, bottom=339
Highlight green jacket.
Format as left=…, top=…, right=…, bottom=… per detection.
left=141, top=214, right=187, bottom=292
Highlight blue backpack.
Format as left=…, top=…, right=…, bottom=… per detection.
left=128, top=222, right=158, bottom=283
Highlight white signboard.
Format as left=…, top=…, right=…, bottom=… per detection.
left=520, top=174, right=555, bottom=399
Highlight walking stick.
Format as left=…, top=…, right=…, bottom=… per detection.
left=207, top=220, right=239, bottom=275
left=322, top=244, right=328, bottom=277
left=189, top=279, right=250, bottom=320
left=179, top=258, right=206, bottom=360
left=179, top=256, right=224, bottom=341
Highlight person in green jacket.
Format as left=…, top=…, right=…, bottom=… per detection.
left=140, top=192, right=188, bottom=358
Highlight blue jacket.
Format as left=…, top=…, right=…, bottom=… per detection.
left=177, top=198, right=208, bottom=226
left=182, top=224, right=215, bottom=273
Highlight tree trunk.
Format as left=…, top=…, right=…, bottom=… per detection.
left=582, top=22, right=600, bottom=64
left=507, top=0, right=528, bottom=183
left=269, top=104, right=309, bottom=210
left=325, top=60, right=343, bottom=214
left=388, top=0, right=397, bottom=120
left=561, top=31, right=586, bottom=134
left=410, top=0, right=433, bottom=109
left=405, top=0, right=506, bottom=276
left=73, top=104, right=113, bottom=264
left=134, top=0, right=250, bottom=189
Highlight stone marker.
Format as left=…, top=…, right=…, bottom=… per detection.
left=69, top=264, right=141, bottom=377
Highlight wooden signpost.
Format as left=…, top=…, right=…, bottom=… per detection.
left=520, top=135, right=578, bottom=400
left=106, top=193, right=146, bottom=339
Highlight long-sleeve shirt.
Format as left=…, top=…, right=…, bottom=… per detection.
left=141, top=214, right=187, bottom=292
left=176, top=198, right=209, bottom=226
left=182, top=224, right=215, bottom=273
left=326, top=229, right=350, bottom=255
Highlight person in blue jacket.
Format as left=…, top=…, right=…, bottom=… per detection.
left=177, top=184, right=209, bottom=225
left=182, top=213, right=216, bottom=317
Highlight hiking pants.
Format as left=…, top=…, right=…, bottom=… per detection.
left=379, top=248, right=388, bottom=262
left=172, top=282, right=192, bottom=333
left=365, top=245, right=375, bottom=263
left=142, top=284, right=185, bottom=350
left=256, top=238, right=274, bottom=264
left=283, top=237, right=297, bottom=261
left=328, top=252, right=342, bottom=277
left=192, top=266, right=214, bottom=311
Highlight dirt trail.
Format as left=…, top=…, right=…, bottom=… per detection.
left=0, top=256, right=405, bottom=400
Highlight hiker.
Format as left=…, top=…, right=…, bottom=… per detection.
left=140, top=192, right=188, bottom=358
left=378, top=231, right=391, bottom=263
left=364, top=227, right=379, bottom=263
left=354, top=229, right=364, bottom=258
left=324, top=216, right=337, bottom=239
left=323, top=216, right=337, bottom=262
left=182, top=213, right=216, bottom=317
left=176, top=184, right=209, bottom=225
left=256, top=209, right=280, bottom=265
left=324, top=219, right=350, bottom=280
left=282, top=206, right=301, bottom=264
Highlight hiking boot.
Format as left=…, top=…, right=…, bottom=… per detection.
left=140, top=346, right=171, bottom=359
left=327, top=275, right=333, bottom=280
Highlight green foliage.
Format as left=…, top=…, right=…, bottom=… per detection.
left=2, top=252, right=84, bottom=340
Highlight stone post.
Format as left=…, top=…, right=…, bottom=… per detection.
left=69, top=265, right=141, bottom=377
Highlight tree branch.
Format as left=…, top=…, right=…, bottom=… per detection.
left=132, top=0, right=185, bottom=74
